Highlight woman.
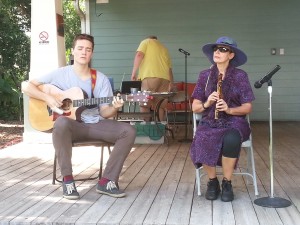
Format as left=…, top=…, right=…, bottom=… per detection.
left=190, top=36, right=255, bottom=202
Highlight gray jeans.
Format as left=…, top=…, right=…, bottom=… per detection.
left=52, top=117, right=136, bottom=182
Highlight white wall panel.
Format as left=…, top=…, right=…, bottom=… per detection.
left=89, top=0, right=300, bottom=121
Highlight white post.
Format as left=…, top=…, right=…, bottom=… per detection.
left=23, top=0, right=66, bottom=143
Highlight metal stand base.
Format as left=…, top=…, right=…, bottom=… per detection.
left=254, top=197, right=291, bottom=208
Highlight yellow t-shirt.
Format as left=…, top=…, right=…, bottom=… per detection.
left=137, top=38, right=172, bottom=81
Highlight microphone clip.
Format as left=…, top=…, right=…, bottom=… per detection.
left=178, top=48, right=190, bottom=56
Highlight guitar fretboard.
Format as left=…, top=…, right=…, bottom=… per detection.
left=72, top=94, right=147, bottom=107
left=73, top=97, right=114, bottom=107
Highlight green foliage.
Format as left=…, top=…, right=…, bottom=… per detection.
left=63, top=0, right=83, bottom=64
left=0, top=0, right=31, bottom=80
left=0, top=78, right=21, bottom=120
left=0, top=0, right=30, bottom=120
left=0, top=78, right=18, bottom=102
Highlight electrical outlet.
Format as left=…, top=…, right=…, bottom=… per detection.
left=279, top=48, right=285, bottom=55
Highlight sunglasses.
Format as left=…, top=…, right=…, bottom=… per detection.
left=213, top=46, right=231, bottom=53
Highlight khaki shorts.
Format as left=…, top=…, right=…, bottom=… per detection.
left=141, top=77, right=170, bottom=110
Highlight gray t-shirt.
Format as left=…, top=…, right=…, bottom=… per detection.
left=37, top=65, right=113, bottom=123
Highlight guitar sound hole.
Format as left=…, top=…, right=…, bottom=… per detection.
left=61, top=98, right=72, bottom=110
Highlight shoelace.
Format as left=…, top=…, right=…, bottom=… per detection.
left=65, top=183, right=76, bottom=194
left=207, top=180, right=214, bottom=186
left=208, top=178, right=218, bottom=187
left=222, top=181, right=232, bottom=191
left=106, top=181, right=117, bottom=191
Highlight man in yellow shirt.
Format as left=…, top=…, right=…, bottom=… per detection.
left=131, top=35, right=174, bottom=121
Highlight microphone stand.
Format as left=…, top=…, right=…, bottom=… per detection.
left=179, top=51, right=192, bottom=143
left=254, top=80, right=291, bottom=208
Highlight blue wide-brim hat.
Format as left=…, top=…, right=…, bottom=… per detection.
left=202, top=36, right=247, bottom=67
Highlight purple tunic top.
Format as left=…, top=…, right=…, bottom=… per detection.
left=190, top=64, right=255, bottom=167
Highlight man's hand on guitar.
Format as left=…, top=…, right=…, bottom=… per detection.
left=46, top=95, right=64, bottom=115
left=112, top=94, right=124, bottom=109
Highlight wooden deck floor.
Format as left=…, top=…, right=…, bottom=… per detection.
left=0, top=122, right=300, bottom=225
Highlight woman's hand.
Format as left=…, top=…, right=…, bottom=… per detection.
left=216, top=99, right=229, bottom=113
left=206, top=91, right=219, bottom=107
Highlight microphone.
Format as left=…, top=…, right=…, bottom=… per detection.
left=178, top=48, right=190, bottom=56
left=254, top=65, right=281, bottom=88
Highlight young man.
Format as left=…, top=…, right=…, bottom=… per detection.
left=22, top=34, right=136, bottom=200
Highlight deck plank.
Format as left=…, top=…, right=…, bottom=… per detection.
left=143, top=143, right=189, bottom=225
left=190, top=191, right=213, bottom=225
left=98, top=144, right=166, bottom=224
left=166, top=144, right=195, bottom=225
left=75, top=144, right=155, bottom=224
left=0, top=122, right=299, bottom=225
left=120, top=144, right=178, bottom=225
left=233, top=170, right=260, bottom=225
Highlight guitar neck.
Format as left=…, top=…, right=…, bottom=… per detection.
left=72, top=94, right=144, bottom=107
left=73, top=96, right=114, bottom=107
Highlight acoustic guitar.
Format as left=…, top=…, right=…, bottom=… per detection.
left=29, top=84, right=149, bottom=132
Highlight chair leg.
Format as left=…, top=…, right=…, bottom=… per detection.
left=98, top=145, right=112, bottom=179
left=52, top=144, right=112, bottom=184
left=172, top=112, right=176, bottom=132
left=99, top=146, right=104, bottom=179
left=52, top=154, right=57, bottom=185
left=195, top=167, right=202, bottom=196
left=187, top=111, right=192, bottom=136
left=249, top=147, right=259, bottom=196
left=166, top=112, right=175, bottom=139
left=53, top=153, right=63, bottom=184
left=237, top=147, right=259, bottom=196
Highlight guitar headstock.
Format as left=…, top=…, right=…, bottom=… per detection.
left=122, top=91, right=152, bottom=103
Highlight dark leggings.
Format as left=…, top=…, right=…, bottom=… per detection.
left=222, top=129, right=241, bottom=158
